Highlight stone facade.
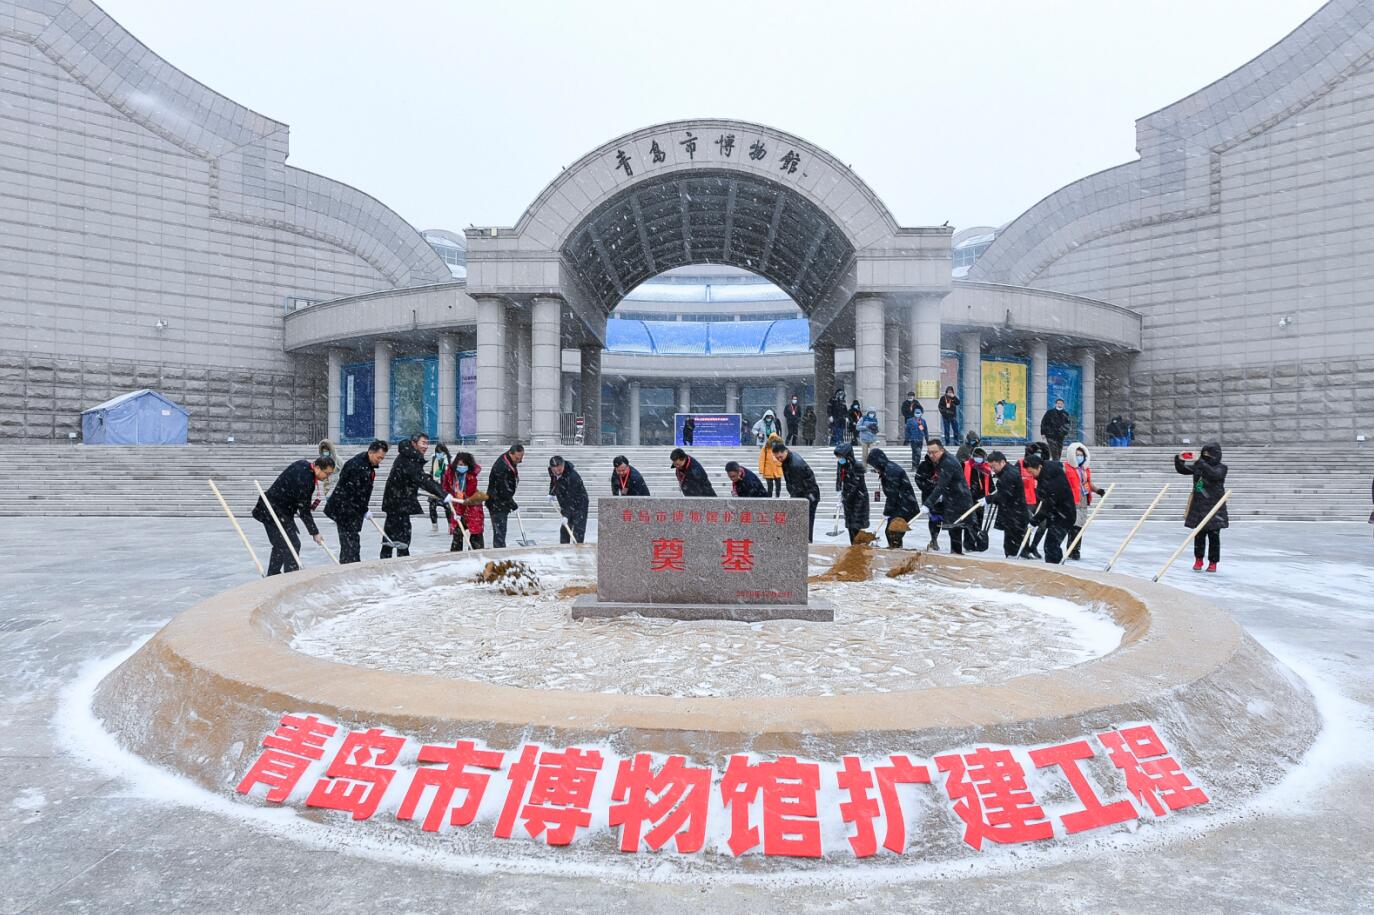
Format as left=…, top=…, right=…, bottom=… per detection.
left=972, top=0, right=1374, bottom=444
left=0, top=0, right=447, bottom=441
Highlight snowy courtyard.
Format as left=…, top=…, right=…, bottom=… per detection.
left=3, top=517, right=1371, bottom=913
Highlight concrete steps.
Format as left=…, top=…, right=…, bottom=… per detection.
left=0, top=444, right=1368, bottom=522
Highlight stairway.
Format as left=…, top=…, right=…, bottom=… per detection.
left=0, top=443, right=1367, bottom=522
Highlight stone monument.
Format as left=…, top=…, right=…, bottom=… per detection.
left=571, top=497, right=833, bottom=622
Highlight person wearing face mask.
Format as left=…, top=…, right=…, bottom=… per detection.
left=904, top=407, right=929, bottom=469
left=802, top=405, right=817, bottom=446
left=848, top=399, right=863, bottom=445
left=610, top=455, right=650, bottom=496
left=827, top=388, right=849, bottom=447
left=1040, top=398, right=1073, bottom=461
left=784, top=394, right=802, bottom=446
left=864, top=447, right=920, bottom=549
left=962, top=447, right=994, bottom=551
left=441, top=451, right=485, bottom=551
left=832, top=443, right=870, bottom=544
left=1175, top=443, right=1229, bottom=572
left=1064, top=442, right=1105, bottom=560
left=900, top=391, right=924, bottom=425
left=938, top=387, right=961, bottom=445
left=857, top=408, right=880, bottom=461
left=759, top=432, right=785, bottom=497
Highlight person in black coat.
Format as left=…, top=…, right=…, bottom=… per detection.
left=832, top=443, right=870, bottom=543
left=324, top=440, right=388, bottom=563
left=486, top=444, right=524, bottom=548
left=610, top=455, right=650, bottom=496
left=1040, top=398, right=1073, bottom=460
left=985, top=450, right=1028, bottom=558
left=379, top=434, right=452, bottom=559
left=671, top=448, right=717, bottom=497
left=252, top=455, right=336, bottom=575
left=725, top=461, right=769, bottom=498
left=548, top=456, right=589, bottom=544
left=900, top=392, right=923, bottom=425
left=783, top=394, right=802, bottom=446
left=925, top=440, right=973, bottom=555
left=1023, top=454, right=1076, bottom=563
left=914, top=452, right=941, bottom=550
left=1175, top=443, right=1229, bottom=571
left=827, top=389, right=848, bottom=447
left=682, top=416, right=696, bottom=446
left=864, top=447, right=919, bottom=548
left=771, top=442, right=821, bottom=542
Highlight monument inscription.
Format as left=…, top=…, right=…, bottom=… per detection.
left=571, top=497, right=832, bottom=622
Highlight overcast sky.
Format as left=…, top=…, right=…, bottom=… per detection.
left=101, top=0, right=1326, bottom=234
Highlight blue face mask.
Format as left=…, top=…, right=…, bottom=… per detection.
left=836, top=457, right=847, bottom=465
left=455, top=464, right=469, bottom=473
left=974, top=457, right=985, bottom=464
left=1076, top=454, right=1086, bottom=466
left=914, top=410, right=923, bottom=417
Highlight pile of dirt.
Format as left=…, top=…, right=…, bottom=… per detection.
left=886, top=554, right=924, bottom=578
left=473, top=560, right=540, bottom=595
left=810, top=546, right=873, bottom=583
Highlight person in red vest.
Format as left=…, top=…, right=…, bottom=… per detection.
left=1065, top=442, right=1106, bottom=560
left=962, top=447, right=994, bottom=551
left=441, top=451, right=485, bottom=551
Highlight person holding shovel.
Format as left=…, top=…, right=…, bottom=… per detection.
left=832, top=443, right=870, bottom=544
left=487, top=443, right=524, bottom=548
left=324, top=439, right=387, bottom=563
left=672, top=448, right=717, bottom=497
left=864, top=447, right=919, bottom=549
left=1175, top=443, right=1229, bottom=572
left=610, top=455, right=650, bottom=496
left=380, top=433, right=454, bottom=559
left=726, top=461, right=769, bottom=497
left=1022, top=453, right=1076, bottom=564
left=548, top=456, right=589, bottom=544
left=986, top=450, right=1028, bottom=558
left=441, top=451, right=485, bottom=551
left=771, top=442, right=822, bottom=542
left=925, top=439, right=972, bottom=555
left=252, top=454, right=336, bottom=575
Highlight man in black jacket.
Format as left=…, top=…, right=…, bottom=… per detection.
left=324, top=440, right=388, bottom=563
left=611, top=455, right=650, bottom=496
left=985, top=450, right=1028, bottom=558
left=827, top=388, right=848, bottom=447
left=834, top=443, right=870, bottom=544
left=725, top=461, right=768, bottom=498
left=380, top=433, right=453, bottom=559
left=770, top=442, right=821, bottom=542
left=252, top=455, right=336, bottom=575
left=549, top=456, right=589, bottom=544
left=900, top=392, right=923, bottom=426
left=783, top=394, right=802, bottom=446
left=926, top=439, right=973, bottom=555
left=1023, top=454, right=1076, bottom=563
left=864, top=447, right=920, bottom=548
left=671, top=448, right=717, bottom=497
left=486, top=443, right=524, bottom=548
left=1040, top=398, right=1073, bottom=460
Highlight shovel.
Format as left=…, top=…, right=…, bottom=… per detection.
left=514, top=509, right=535, bottom=547
left=825, top=498, right=844, bottom=538
left=367, top=514, right=408, bottom=552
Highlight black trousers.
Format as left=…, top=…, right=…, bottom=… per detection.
left=766, top=477, right=782, bottom=497
left=490, top=511, right=509, bottom=548
left=1193, top=529, right=1221, bottom=562
left=1068, top=526, right=1083, bottom=559
left=381, top=513, right=411, bottom=559
left=1043, top=521, right=1071, bottom=564
left=807, top=498, right=819, bottom=543
left=928, top=518, right=941, bottom=544
left=1047, top=438, right=1065, bottom=460
left=962, top=507, right=986, bottom=552
left=560, top=513, right=588, bottom=544
left=450, top=529, right=485, bottom=551
left=786, top=425, right=798, bottom=445
left=428, top=498, right=453, bottom=525
left=1002, top=517, right=1027, bottom=558
left=945, top=524, right=964, bottom=554
left=338, top=527, right=362, bottom=564
left=259, top=516, right=302, bottom=575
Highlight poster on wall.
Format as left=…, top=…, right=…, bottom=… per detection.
left=1047, top=363, right=1084, bottom=442
left=458, top=352, right=477, bottom=441
left=675, top=413, right=742, bottom=447
left=981, top=358, right=1029, bottom=440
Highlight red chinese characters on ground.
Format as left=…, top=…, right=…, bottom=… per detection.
left=234, top=722, right=1210, bottom=856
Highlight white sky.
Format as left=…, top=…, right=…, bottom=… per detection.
left=101, top=0, right=1326, bottom=234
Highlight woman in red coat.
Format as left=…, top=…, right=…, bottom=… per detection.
left=441, top=451, right=485, bottom=551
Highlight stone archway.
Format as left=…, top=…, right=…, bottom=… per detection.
left=465, top=119, right=952, bottom=446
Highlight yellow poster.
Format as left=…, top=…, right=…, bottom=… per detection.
left=981, top=359, right=1028, bottom=440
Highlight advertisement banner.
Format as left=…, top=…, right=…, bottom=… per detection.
left=1047, top=362, right=1084, bottom=442
left=676, top=413, right=742, bottom=447
left=981, top=359, right=1029, bottom=441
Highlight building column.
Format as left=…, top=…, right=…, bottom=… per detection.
left=1078, top=348, right=1097, bottom=445
left=326, top=348, right=344, bottom=443
left=677, top=382, right=691, bottom=413
left=530, top=296, right=562, bottom=448
left=724, top=381, right=739, bottom=415
left=907, top=294, right=942, bottom=403
left=884, top=318, right=902, bottom=441
left=959, top=331, right=982, bottom=440
left=580, top=344, right=602, bottom=446
left=373, top=341, right=392, bottom=442
left=813, top=342, right=835, bottom=415
left=628, top=380, right=642, bottom=446
left=475, top=296, right=509, bottom=446
left=513, top=320, right=532, bottom=443
left=854, top=295, right=886, bottom=441
left=1030, top=339, right=1049, bottom=443
left=774, top=381, right=788, bottom=417
left=437, top=334, right=458, bottom=443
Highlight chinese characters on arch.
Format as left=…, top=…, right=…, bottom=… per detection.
left=237, top=715, right=1209, bottom=858
left=612, top=129, right=805, bottom=179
